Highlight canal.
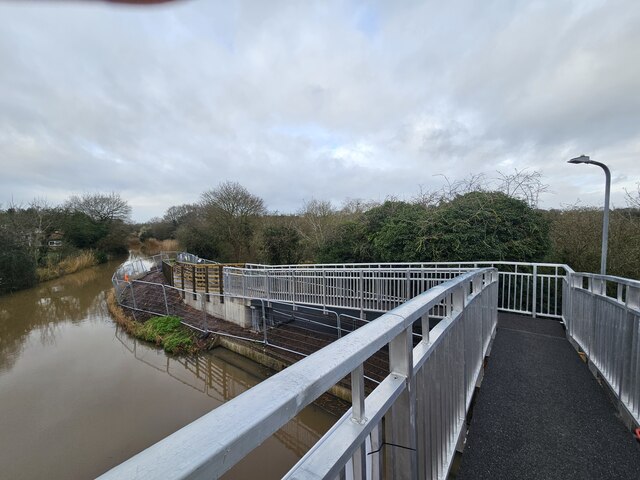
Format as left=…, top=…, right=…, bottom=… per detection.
left=0, top=259, right=336, bottom=479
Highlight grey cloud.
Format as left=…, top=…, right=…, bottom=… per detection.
left=0, top=0, right=638, bottom=220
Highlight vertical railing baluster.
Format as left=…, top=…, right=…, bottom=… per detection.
left=532, top=265, right=538, bottom=318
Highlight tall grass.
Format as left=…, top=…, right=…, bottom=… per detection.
left=37, top=250, right=98, bottom=282
left=142, top=238, right=180, bottom=255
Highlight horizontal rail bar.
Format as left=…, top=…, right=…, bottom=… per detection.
left=99, top=268, right=497, bottom=480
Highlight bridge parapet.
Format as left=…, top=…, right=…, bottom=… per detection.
left=100, top=267, right=499, bottom=480
left=225, top=261, right=573, bottom=319
left=564, top=272, right=640, bottom=427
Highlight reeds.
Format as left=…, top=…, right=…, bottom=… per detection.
left=141, top=238, right=180, bottom=255
left=37, top=250, right=98, bottom=282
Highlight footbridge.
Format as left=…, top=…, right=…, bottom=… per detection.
left=105, top=257, right=640, bottom=479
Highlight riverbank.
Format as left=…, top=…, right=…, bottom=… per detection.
left=0, top=259, right=338, bottom=480
left=106, top=290, right=216, bottom=354
left=36, top=250, right=101, bottom=282
left=107, top=284, right=354, bottom=408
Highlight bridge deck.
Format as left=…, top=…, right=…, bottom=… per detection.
left=458, top=313, right=640, bottom=479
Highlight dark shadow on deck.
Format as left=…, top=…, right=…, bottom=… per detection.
left=457, top=313, right=640, bottom=480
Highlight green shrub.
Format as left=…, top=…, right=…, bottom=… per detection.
left=136, top=316, right=194, bottom=353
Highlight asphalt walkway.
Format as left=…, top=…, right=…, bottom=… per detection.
left=457, top=313, right=640, bottom=480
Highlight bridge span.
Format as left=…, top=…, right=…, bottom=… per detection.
left=105, top=257, right=640, bottom=479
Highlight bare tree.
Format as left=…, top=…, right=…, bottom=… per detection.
left=201, top=182, right=266, bottom=218
left=433, top=173, right=488, bottom=203
left=495, top=168, right=548, bottom=208
left=200, top=182, right=266, bottom=261
left=296, top=199, right=338, bottom=253
left=412, top=185, right=442, bottom=208
left=163, top=204, right=198, bottom=226
left=624, top=183, right=640, bottom=209
left=340, top=197, right=379, bottom=215
left=64, top=192, right=132, bottom=222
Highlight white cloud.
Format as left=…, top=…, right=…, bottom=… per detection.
left=0, top=0, right=638, bottom=220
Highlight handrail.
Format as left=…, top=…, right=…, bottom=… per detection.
left=99, top=267, right=498, bottom=479
left=225, top=261, right=571, bottom=319
left=564, top=270, right=640, bottom=426
left=245, top=261, right=574, bottom=273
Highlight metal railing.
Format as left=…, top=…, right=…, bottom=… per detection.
left=225, top=265, right=470, bottom=316
left=99, top=267, right=498, bottom=480
left=228, top=261, right=573, bottom=319
left=112, top=251, right=177, bottom=283
left=564, top=272, right=640, bottom=425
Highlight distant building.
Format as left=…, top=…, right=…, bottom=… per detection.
left=47, top=231, right=64, bottom=249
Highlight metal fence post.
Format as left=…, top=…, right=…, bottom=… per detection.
left=350, top=363, right=366, bottom=480
left=532, top=265, right=538, bottom=318
left=162, top=285, right=169, bottom=316
left=265, top=270, right=271, bottom=305
left=192, top=264, right=197, bottom=300
left=322, top=270, right=327, bottom=311
left=201, top=294, right=208, bottom=333
left=261, top=300, right=268, bottom=345
left=130, top=282, right=137, bottom=311
left=359, top=270, right=364, bottom=319
left=386, top=327, right=417, bottom=480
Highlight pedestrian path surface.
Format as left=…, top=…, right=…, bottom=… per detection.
left=457, top=313, right=640, bottom=480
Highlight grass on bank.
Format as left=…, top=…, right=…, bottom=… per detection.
left=37, top=250, right=98, bottom=282
left=106, top=290, right=196, bottom=354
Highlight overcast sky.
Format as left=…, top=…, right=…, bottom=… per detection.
left=1, top=0, right=639, bottom=221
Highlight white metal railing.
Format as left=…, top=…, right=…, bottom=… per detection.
left=228, top=261, right=573, bottom=319
left=224, top=265, right=471, bottom=315
left=564, top=272, right=640, bottom=425
left=99, top=267, right=498, bottom=480
left=112, top=251, right=177, bottom=283
left=176, top=252, right=219, bottom=265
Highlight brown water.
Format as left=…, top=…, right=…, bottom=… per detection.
left=0, top=260, right=335, bottom=480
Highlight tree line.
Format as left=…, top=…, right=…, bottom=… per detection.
left=3, top=175, right=638, bottom=295
left=142, top=176, right=640, bottom=280
left=0, top=193, right=131, bottom=294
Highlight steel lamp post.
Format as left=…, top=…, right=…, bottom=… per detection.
left=568, top=155, right=611, bottom=275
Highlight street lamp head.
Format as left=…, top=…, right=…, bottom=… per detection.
left=568, top=155, right=591, bottom=164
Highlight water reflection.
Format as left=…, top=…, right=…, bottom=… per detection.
left=113, top=326, right=328, bottom=459
left=0, top=259, right=121, bottom=373
left=0, top=257, right=336, bottom=479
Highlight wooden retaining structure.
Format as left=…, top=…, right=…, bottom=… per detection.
left=163, top=260, right=245, bottom=299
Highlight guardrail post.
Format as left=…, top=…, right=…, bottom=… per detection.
left=405, top=270, right=411, bottom=301
left=386, top=327, right=417, bottom=480
left=421, top=313, right=430, bottom=344
left=591, top=277, right=605, bottom=295
left=627, top=286, right=640, bottom=310
left=265, top=270, right=271, bottom=305
left=322, top=270, right=327, bottom=312
left=261, top=300, right=268, bottom=344
left=351, top=362, right=366, bottom=480
left=453, top=284, right=466, bottom=314
left=218, top=265, right=224, bottom=304
left=532, top=265, right=538, bottom=318
left=351, top=363, right=365, bottom=422
left=359, top=270, right=364, bottom=319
